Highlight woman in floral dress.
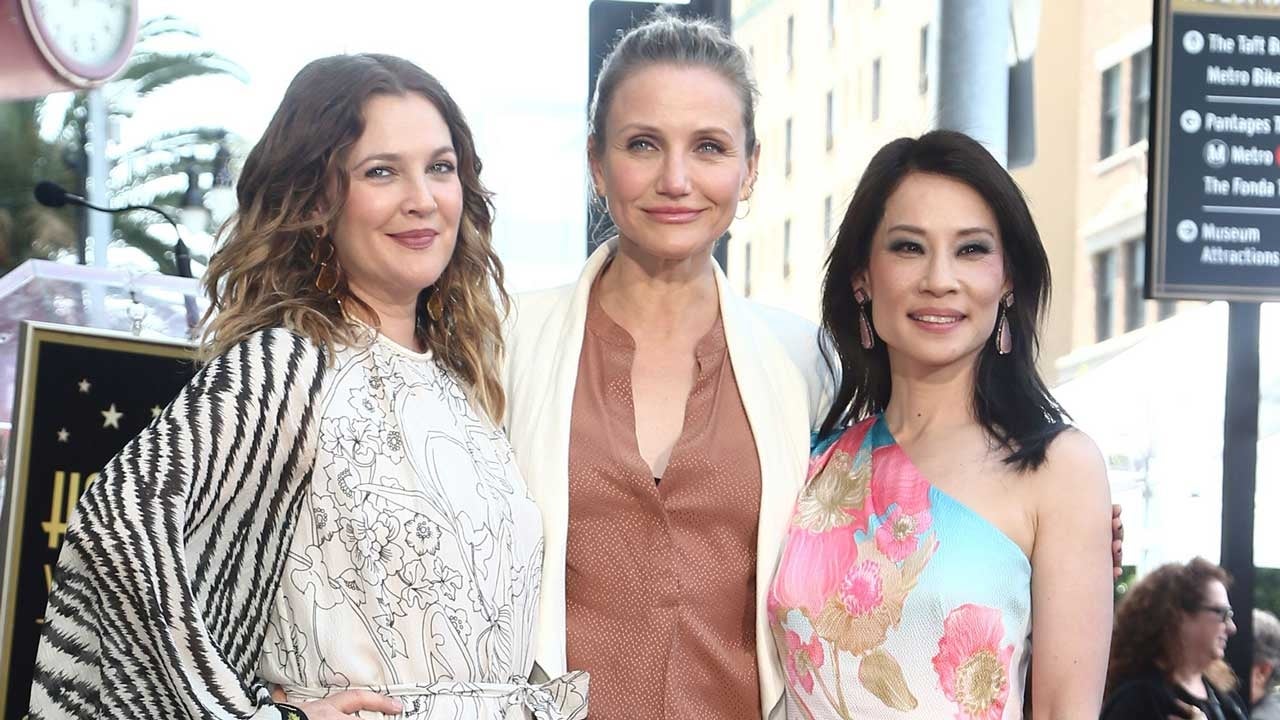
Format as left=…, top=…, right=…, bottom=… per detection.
left=767, top=131, right=1113, bottom=719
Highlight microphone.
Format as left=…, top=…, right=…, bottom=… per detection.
left=33, top=180, right=193, bottom=279
left=35, top=180, right=201, bottom=332
left=34, top=180, right=78, bottom=208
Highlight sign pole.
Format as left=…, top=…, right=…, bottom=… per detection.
left=1221, top=300, right=1258, bottom=686
left=1150, top=0, right=1280, bottom=684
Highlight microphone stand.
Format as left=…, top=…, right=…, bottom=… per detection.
left=68, top=195, right=202, bottom=334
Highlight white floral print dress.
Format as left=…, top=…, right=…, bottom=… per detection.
left=257, top=332, right=587, bottom=719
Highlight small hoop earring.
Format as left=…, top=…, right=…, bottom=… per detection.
left=735, top=199, right=751, bottom=220
left=854, top=287, right=875, bottom=350
left=995, top=291, right=1014, bottom=355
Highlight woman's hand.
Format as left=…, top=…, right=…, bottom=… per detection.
left=1169, top=699, right=1206, bottom=720
left=271, top=686, right=403, bottom=719
left=1112, top=503, right=1125, bottom=578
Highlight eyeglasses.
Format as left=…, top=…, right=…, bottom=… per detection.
left=1199, top=605, right=1234, bottom=623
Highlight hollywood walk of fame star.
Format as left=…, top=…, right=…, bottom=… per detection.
left=101, top=404, right=124, bottom=429
left=77, top=379, right=91, bottom=394
left=57, top=428, right=69, bottom=443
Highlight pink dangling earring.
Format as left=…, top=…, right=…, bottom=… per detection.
left=854, top=288, right=875, bottom=350
left=996, top=292, right=1014, bottom=355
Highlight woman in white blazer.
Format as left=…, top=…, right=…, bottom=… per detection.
left=502, top=12, right=830, bottom=720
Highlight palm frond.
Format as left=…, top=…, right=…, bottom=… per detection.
left=113, top=216, right=178, bottom=274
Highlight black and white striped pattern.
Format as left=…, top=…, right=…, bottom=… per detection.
left=30, top=328, right=326, bottom=720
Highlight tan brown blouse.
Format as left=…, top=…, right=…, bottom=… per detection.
left=564, top=288, right=763, bottom=719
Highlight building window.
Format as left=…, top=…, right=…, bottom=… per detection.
left=786, top=15, right=795, bottom=73
left=919, top=25, right=930, bottom=94
left=1124, top=240, right=1145, bottom=332
left=1100, top=64, right=1122, bottom=158
left=783, top=219, right=792, bottom=279
left=785, top=117, right=793, bottom=177
left=744, top=241, right=752, bottom=297
left=824, top=195, right=834, bottom=243
left=1130, top=47, right=1151, bottom=146
left=1094, top=249, right=1116, bottom=341
left=825, top=91, right=835, bottom=150
left=871, top=58, right=882, bottom=122
left=828, top=0, right=836, bottom=46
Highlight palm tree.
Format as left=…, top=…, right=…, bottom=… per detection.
left=0, top=15, right=246, bottom=275
left=0, top=100, right=77, bottom=270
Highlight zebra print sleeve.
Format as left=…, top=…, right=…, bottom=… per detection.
left=29, top=328, right=327, bottom=720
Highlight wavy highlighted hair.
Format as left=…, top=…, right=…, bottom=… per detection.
left=200, top=54, right=508, bottom=421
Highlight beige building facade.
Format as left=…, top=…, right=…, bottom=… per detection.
left=729, top=0, right=1181, bottom=381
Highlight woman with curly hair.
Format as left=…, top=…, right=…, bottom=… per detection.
left=30, top=54, right=586, bottom=720
left=1102, top=557, right=1247, bottom=720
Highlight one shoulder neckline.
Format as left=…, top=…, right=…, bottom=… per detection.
left=853, top=414, right=1033, bottom=570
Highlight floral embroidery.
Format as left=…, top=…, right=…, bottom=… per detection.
left=771, top=524, right=860, bottom=618
left=875, top=507, right=933, bottom=562
left=337, top=513, right=406, bottom=585
left=794, top=447, right=874, bottom=534
left=264, top=339, right=546, bottom=696
left=404, top=513, right=443, bottom=555
left=783, top=629, right=825, bottom=694
left=311, top=493, right=339, bottom=544
left=813, top=537, right=935, bottom=656
left=932, top=604, right=1014, bottom=720
left=837, top=559, right=884, bottom=617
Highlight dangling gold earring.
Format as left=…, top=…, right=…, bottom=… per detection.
left=854, top=287, right=875, bottom=350
left=996, top=291, right=1014, bottom=355
left=310, top=228, right=340, bottom=295
left=426, top=286, right=444, bottom=322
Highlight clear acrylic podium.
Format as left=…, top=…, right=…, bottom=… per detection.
left=0, top=259, right=204, bottom=489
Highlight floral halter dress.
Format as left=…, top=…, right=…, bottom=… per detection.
left=768, top=415, right=1031, bottom=720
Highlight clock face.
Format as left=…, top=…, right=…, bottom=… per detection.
left=21, top=0, right=136, bottom=83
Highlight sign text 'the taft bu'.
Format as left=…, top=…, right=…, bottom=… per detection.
left=1150, top=0, right=1280, bottom=300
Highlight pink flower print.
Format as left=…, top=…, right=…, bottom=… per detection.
left=871, top=445, right=931, bottom=516
left=783, top=629, right=826, bottom=694
left=838, top=559, right=885, bottom=617
left=813, top=537, right=936, bottom=657
left=875, top=508, right=933, bottom=562
left=770, top=524, right=859, bottom=617
left=932, top=604, right=1015, bottom=720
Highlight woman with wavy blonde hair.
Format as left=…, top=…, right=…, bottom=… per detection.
left=32, top=54, right=586, bottom=720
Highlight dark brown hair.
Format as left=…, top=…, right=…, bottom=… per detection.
left=200, top=53, right=508, bottom=420
left=820, top=130, right=1066, bottom=471
left=1106, top=557, right=1236, bottom=696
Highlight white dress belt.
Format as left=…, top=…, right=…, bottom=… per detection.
left=280, top=671, right=589, bottom=720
